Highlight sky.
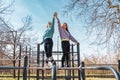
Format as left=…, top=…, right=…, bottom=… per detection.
left=6, top=0, right=106, bottom=60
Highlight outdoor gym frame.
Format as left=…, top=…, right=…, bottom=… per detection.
left=0, top=44, right=120, bottom=80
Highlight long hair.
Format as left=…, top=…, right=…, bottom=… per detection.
left=64, top=23, right=69, bottom=33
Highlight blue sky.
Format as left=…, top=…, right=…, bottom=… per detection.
left=6, top=0, right=105, bottom=60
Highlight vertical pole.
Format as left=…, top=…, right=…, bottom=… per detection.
left=68, top=45, right=71, bottom=80
left=71, top=44, right=74, bottom=80
left=52, top=62, right=56, bottom=80
left=118, top=60, right=120, bottom=72
left=13, top=45, right=16, bottom=78
left=37, top=44, right=40, bottom=80
left=77, top=44, right=81, bottom=80
left=28, top=47, right=31, bottom=80
left=13, top=31, right=17, bottom=78
left=23, top=56, right=28, bottom=80
left=18, top=45, right=21, bottom=80
left=42, top=51, right=45, bottom=80
left=81, top=62, right=85, bottom=80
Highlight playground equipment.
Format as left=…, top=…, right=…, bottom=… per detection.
left=34, top=44, right=81, bottom=80
left=0, top=44, right=120, bottom=80
left=0, top=56, right=28, bottom=80
left=29, top=44, right=120, bottom=80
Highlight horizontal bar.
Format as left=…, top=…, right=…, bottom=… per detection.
left=39, top=51, right=77, bottom=54
left=82, top=66, right=116, bottom=70
left=28, top=67, right=80, bottom=70
left=0, top=66, right=24, bottom=69
left=28, top=67, right=51, bottom=70
left=57, top=67, right=80, bottom=70
left=28, top=66, right=118, bottom=70
left=0, top=59, right=23, bottom=61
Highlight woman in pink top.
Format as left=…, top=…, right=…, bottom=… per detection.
left=55, top=12, right=79, bottom=67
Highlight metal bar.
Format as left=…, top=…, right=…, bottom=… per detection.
left=42, top=51, right=45, bottom=80
left=0, top=66, right=24, bottom=69
left=18, top=45, right=21, bottom=80
left=39, top=51, right=77, bottom=54
left=77, top=44, right=81, bottom=80
left=81, top=66, right=120, bottom=80
left=28, top=47, right=31, bottom=80
left=28, top=67, right=51, bottom=69
left=28, top=65, right=80, bottom=70
left=71, top=44, right=74, bottom=80
left=28, top=65, right=120, bottom=80
left=36, top=44, right=40, bottom=80
left=1, top=65, right=119, bottom=80
left=23, top=56, right=28, bottom=80
left=52, top=62, right=56, bottom=80
left=0, top=59, right=23, bottom=60
left=81, top=62, right=85, bottom=80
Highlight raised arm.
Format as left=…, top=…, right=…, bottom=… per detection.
left=69, top=32, right=78, bottom=43
left=49, top=14, right=55, bottom=31
left=54, top=12, right=61, bottom=28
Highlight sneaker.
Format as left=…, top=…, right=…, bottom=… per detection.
left=67, top=65, right=70, bottom=67
left=61, top=65, right=64, bottom=67
left=61, top=63, right=64, bottom=67
left=45, top=63, right=50, bottom=67
left=46, top=58, right=49, bottom=63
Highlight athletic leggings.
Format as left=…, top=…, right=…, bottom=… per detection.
left=61, top=41, right=70, bottom=67
left=44, top=38, right=53, bottom=58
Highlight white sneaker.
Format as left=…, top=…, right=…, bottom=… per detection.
left=44, top=63, right=50, bottom=68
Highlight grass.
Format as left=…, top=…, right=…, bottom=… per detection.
left=86, top=78, right=116, bottom=80
left=0, top=78, right=116, bottom=80
left=0, top=73, right=116, bottom=80
left=0, top=77, right=116, bottom=80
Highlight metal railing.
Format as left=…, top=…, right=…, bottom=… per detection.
left=0, top=56, right=28, bottom=80
left=51, top=62, right=120, bottom=80
left=81, top=65, right=120, bottom=80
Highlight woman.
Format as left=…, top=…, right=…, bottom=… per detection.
left=40, top=13, right=56, bottom=66
left=55, top=13, right=79, bottom=67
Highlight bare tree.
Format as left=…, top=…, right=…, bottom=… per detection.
left=0, top=0, right=32, bottom=77
left=64, top=0, right=120, bottom=53
left=0, top=0, right=14, bottom=30
left=10, top=15, right=32, bottom=77
left=0, top=0, right=14, bottom=15
left=0, top=15, right=32, bottom=77
left=0, top=0, right=14, bottom=58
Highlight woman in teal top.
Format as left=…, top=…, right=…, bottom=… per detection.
left=40, top=13, right=56, bottom=65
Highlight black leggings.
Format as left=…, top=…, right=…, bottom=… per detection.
left=44, top=38, right=53, bottom=58
left=61, top=41, right=70, bottom=66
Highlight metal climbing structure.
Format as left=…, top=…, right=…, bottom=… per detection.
left=0, top=43, right=120, bottom=80
left=35, top=44, right=81, bottom=80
